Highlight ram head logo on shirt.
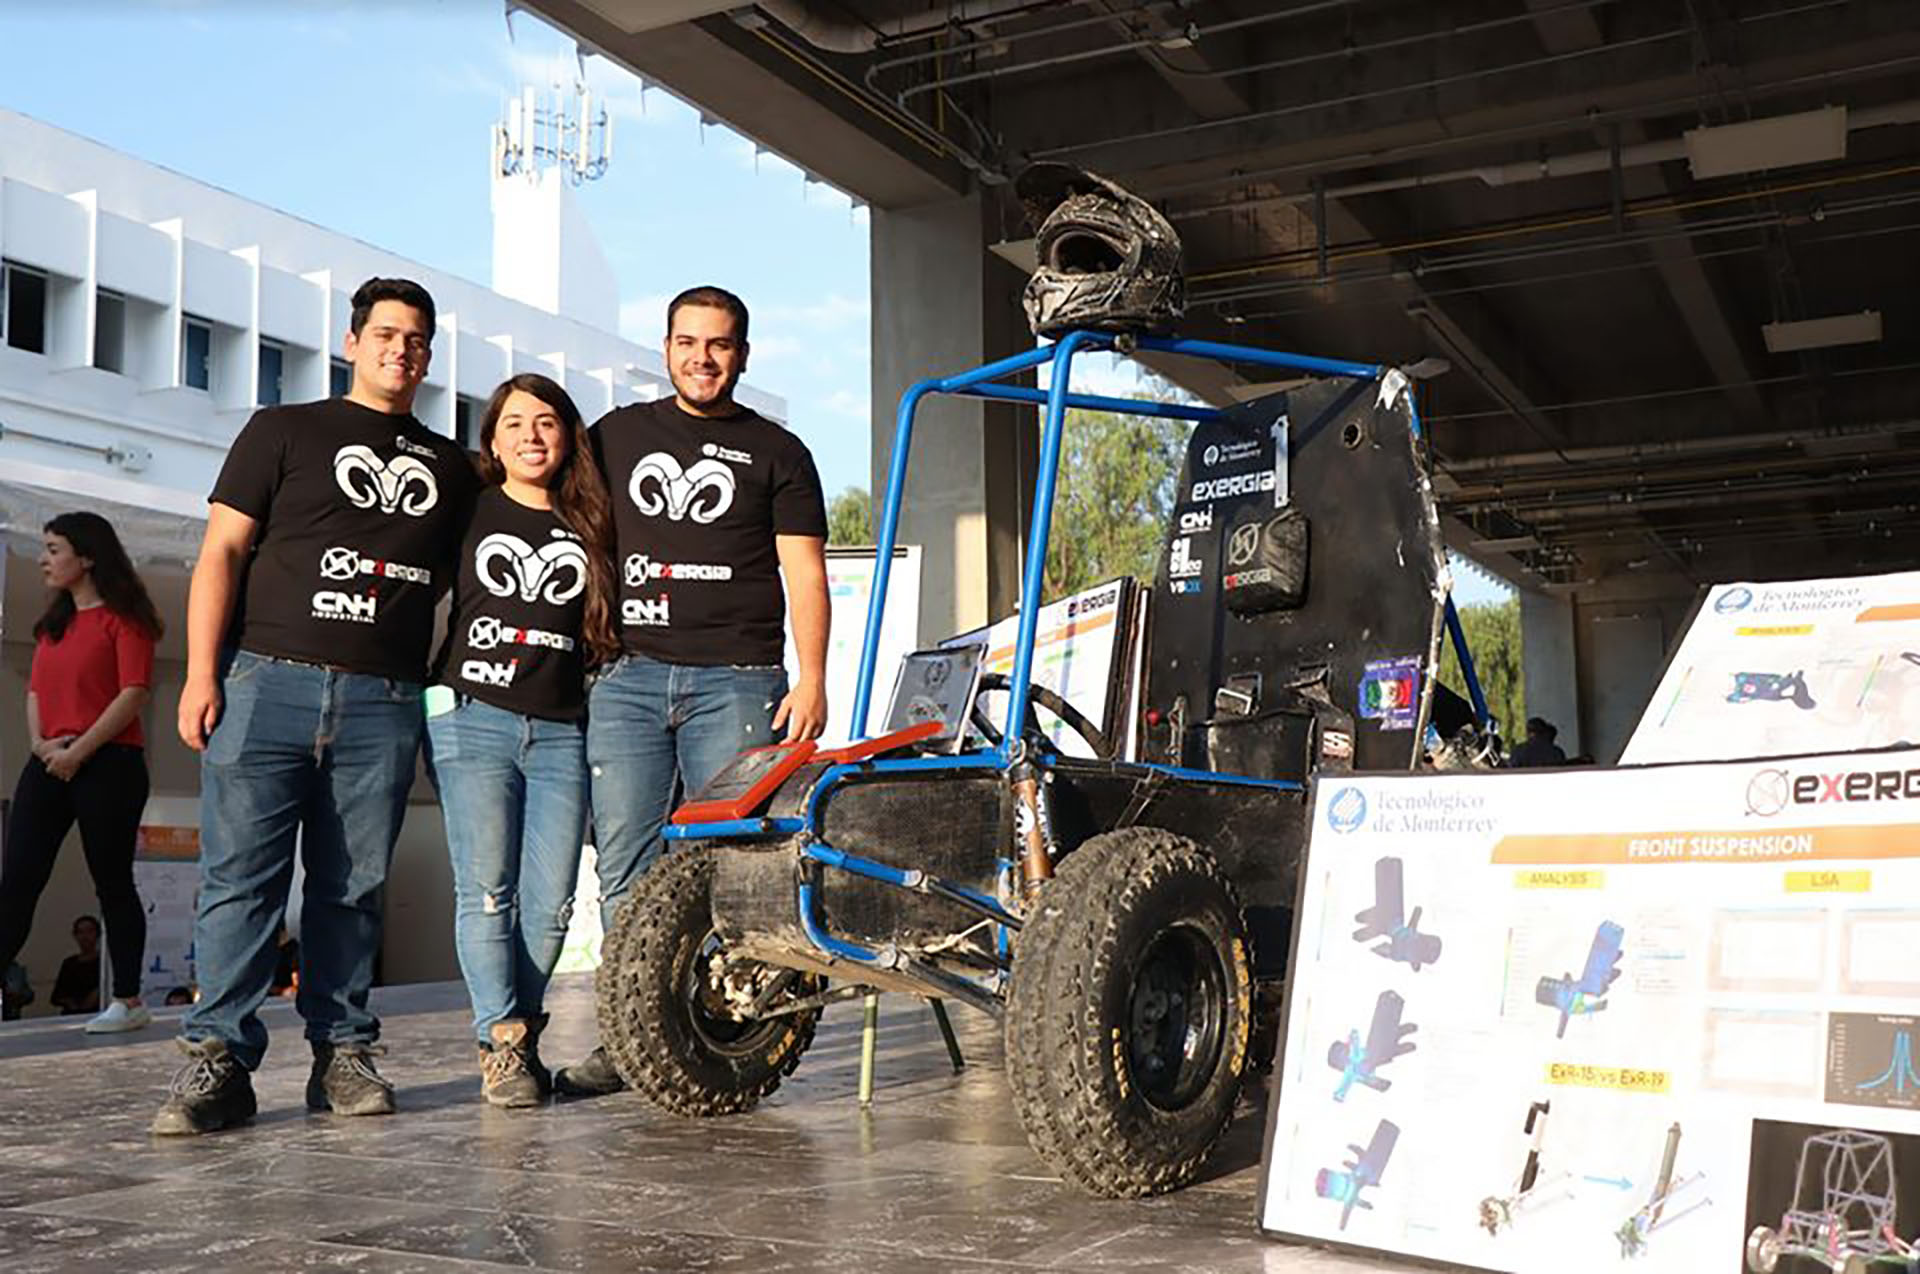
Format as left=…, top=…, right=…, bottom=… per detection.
left=333, top=445, right=439, bottom=516
left=474, top=532, right=588, bottom=605
left=628, top=451, right=736, bottom=523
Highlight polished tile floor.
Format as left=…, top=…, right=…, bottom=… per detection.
left=0, top=976, right=1409, bottom=1273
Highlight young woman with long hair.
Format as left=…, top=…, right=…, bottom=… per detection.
left=426, top=372, right=618, bottom=1106
left=0, top=512, right=163, bottom=1031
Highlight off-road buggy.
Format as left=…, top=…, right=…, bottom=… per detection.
left=594, top=329, right=1489, bottom=1197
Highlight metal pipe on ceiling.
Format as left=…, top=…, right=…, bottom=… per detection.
left=1030, top=2, right=1882, bottom=165
left=894, top=0, right=1354, bottom=102
left=1443, top=446, right=1920, bottom=503
left=1189, top=175, right=1920, bottom=302
left=1146, top=0, right=1620, bottom=86
left=1426, top=359, right=1920, bottom=429
left=864, top=0, right=1184, bottom=79
left=1438, top=417, right=1920, bottom=475
left=1142, top=50, right=1920, bottom=202
left=752, top=0, right=1047, bottom=55
left=1172, top=100, right=1920, bottom=223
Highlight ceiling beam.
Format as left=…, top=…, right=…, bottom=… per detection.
left=515, top=0, right=968, bottom=207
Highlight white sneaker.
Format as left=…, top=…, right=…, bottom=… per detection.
left=84, top=1000, right=152, bottom=1034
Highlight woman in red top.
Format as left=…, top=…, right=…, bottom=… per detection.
left=0, top=513, right=163, bottom=1032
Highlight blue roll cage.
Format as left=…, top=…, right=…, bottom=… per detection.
left=665, top=331, right=1490, bottom=990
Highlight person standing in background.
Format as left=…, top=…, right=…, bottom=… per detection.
left=426, top=373, right=617, bottom=1107
left=0, top=513, right=161, bottom=1033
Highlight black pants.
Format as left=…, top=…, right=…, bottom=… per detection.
left=0, top=745, right=149, bottom=1000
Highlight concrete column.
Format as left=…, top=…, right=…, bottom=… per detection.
left=1519, top=585, right=1582, bottom=756
left=870, top=191, right=1034, bottom=644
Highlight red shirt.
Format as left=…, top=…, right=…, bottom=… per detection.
left=28, top=607, right=155, bottom=749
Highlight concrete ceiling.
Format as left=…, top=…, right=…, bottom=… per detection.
left=524, top=0, right=1920, bottom=594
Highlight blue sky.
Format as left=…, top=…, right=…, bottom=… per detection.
left=0, top=0, right=874, bottom=496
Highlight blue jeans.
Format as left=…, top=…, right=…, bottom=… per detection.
left=425, top=698, right=586, bottom=1042
left=587, top=655, right=786, bottom=924
left=185, top=651, right=422, bottom=1071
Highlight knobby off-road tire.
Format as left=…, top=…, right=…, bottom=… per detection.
left=1006, top=828, right=1254, bottom=1197
left=595, top=846, right=819, bottom=1116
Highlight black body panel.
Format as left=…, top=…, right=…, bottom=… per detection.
left=1145, top=378, right=1445, bottom=777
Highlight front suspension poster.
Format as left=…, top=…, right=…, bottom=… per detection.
left=1259, top=750, right=1920, bottom=1274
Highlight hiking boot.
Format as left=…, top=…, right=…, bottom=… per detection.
left=479, top=1020, right=543, bottom=1109
left=151, top=1038, right=257, bottom=1136
left=306, top=1042, right=396, bottom=1116
left=553, top=1044, right=625, bottom=1098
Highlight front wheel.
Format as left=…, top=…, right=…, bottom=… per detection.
left=1005, top=828, right=1253, bottom=1197
left=1744, top=1226, right=1781, bottom=1273
left=596, top=846, right=820, bottom=1116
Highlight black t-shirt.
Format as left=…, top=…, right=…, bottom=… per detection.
left=210, top=398, right=481, bottom=682
left=591, top=397, right=826, bottom=666
left=433, top=487, right=590, bottom=721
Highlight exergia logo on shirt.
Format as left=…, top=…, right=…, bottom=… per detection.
left=627, top=452, right=736, bottom=523
left=473, top=532, right=588, bottom=604
left=333, top=444, right=439, bottom=516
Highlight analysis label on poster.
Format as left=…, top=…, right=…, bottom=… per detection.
left=1260, top=750, right=1920, bottom=1274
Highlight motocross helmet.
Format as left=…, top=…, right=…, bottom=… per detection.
left=1016, top=162, right=1184, bottom=339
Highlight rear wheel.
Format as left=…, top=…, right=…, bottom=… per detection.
left=596, top=846, right=821, bottom=1116
left=1006, top=828, right=1253, bottom=1197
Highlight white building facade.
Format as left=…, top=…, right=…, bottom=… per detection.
left=0, top=107, right=784, bottom=1008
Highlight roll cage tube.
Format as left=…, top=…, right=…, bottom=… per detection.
left=848, top=332, right=1485, bottom=760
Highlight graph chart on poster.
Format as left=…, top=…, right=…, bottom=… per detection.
left=1260, top=750, right=1920, bottom=1274
left=1621, top=570, right=1920, bottom=765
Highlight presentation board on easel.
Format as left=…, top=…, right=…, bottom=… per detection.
left=1622, top=570, right=1920, bottom=766
left=1259, top=751, right=1920, bottom=1274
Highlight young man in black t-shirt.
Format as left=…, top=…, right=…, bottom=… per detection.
left=153, top=278, right=480, bottom=1135
left=555, top=286, right=829, bottom=1096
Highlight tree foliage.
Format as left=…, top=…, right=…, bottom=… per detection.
left=827, top=486, right=872, bottom=547
left=1437, top=596, right=1525, bottom=745
left=1043, top=406, right=1187, bottom=601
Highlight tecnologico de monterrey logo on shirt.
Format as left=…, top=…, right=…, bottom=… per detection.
left=334, top=445, right=439, bottom=515
left=474, top=531, right=588, bottom=604
left=628, top=452, right=735, bottom=523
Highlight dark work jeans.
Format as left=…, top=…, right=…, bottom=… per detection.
left=0, top=744, right=149, bottom=999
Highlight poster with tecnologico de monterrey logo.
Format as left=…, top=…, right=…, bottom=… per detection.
left=1260, top=750, right=1920, bottom=1273
left=1620, top=568, right=1920, bottom=766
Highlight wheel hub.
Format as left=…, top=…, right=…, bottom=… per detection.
left=1125, top=925, right=1227, bottom=1111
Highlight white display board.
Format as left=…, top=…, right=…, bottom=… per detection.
left=1621, top=571, right=1920, bottom=765
left=130, top=795, right=202, bottom=998
left=806, top=546, right=922, bottom=745
left=1261, top=752, right=1920, bottom=1274
left=942, top=578, right=1128, bottom=758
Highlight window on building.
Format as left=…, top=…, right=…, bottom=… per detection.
left=2, top=260, right=49, bottom=354
left=182, top=315, right=213, bottom=391
left=94, top=290, right=126, bottom=374
left=455, top=395, right=479, bottom=449
left=330, top=356, right=351, bottom=398
left=258, top=340, right=285, bottom=407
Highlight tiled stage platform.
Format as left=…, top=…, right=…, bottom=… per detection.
left=0, top=976, right=1406, bottom=1272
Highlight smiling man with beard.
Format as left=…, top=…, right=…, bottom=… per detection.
left=556, top=285, right=829, bottom=1097
left=155, top=278, right=480, bottom=1135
